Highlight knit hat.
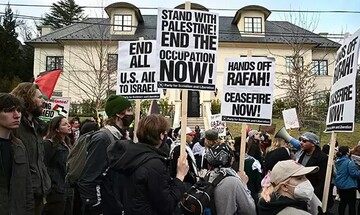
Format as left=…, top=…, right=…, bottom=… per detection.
left=178, top=127, right=196, bottom=136
left=299, top=132, right=320, bottom=147
left=205, top=129, right=219, bottom=141
left=105, top=95, right=131, bottom=117
left=248, top=130, right=259, bottom=138
left=205, top=143, right=233, bottom=167
left=271, top=160, right=319, bottom=185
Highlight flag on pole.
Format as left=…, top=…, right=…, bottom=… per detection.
left=34, top=69, right=61, bottom=100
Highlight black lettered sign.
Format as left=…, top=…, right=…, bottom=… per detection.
left=156, top=8, right=219, bottom=91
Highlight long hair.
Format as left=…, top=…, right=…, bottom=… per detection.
left=46, top=116, right=70, bottom=146
left=136, top=114, right=169, bottom=146
left=10, top=82, right=40, bottom=113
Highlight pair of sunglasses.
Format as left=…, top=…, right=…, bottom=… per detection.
left=299, top=137, right=310, bottom=142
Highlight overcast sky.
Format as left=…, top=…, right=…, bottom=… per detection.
left=1, top=0, right=360, bottom=41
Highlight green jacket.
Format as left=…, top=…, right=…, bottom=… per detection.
left=13, top=116, right=51, bottom=197
left=0, top=134, right=34, bottom=215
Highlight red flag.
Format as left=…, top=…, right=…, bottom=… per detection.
left=34, top=69, right=61, bottom=100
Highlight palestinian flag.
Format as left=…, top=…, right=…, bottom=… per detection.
left=34, top=69, right=61, bottom=100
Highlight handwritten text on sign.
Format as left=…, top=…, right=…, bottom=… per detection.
left=221, top=57, right=275, bottom=125
left=156, top=9, right=219, bottom=90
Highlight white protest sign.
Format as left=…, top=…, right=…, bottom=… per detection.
left=156, top=8, right=219, bottom=91
left=210, top=114, right=226, bottom=136
left=40, top=96, right=71, bottom=122
left=117, top=40, right=161, bottom=99
left=282, top=108, right=300, bottom=129
left=326, top=29, right=360, bottom=132
left=221, top=57, right=275, bottom=125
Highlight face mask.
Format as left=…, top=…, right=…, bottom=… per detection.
left=121, top=114, right=134, bottom=127
left=287, top=180, right=314, bottom=201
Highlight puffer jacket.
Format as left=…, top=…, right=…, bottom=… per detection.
left=13, top=116, right=51, bottom=197
left=335, top=156, right=360, bottom=189
left=107, top=141, right=186, bottom=215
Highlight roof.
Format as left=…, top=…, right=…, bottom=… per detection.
left=232, top=5, right=272, bottom=24
left=105, top=2, right=143, bottom=23
left=28, top=15, right=340, bottom=48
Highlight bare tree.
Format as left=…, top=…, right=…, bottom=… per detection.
left=268, top=12, right=336, bottom=124
left=60, top=19, right=117, bottom=110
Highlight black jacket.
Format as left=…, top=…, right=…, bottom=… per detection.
left=13, top=116, right=51, bottom=197
left=43, top=140, right=69, bottom=194
left=107, top=141, right=186, bottom=215
left=77, top=127, right=123, bottom=215
left=258, top=194, right=308, bottom=215
left=298, top=147, right=329, bottom=200
left=0, top=134, right=34, bottom=215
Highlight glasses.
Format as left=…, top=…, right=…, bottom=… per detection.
left=299, top=137, right=310, bottom=142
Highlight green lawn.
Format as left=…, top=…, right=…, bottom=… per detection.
left=227, top=118, right=360, bottom=147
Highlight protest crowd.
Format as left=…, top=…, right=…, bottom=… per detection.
left=2, top=82, right=360, bottom=215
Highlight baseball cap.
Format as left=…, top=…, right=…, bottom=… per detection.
left=179, top=127, right=196, bottom=136
left=270, top=160, right=319, bottom=185
left=299, top=132, right=320, bottom=147
left=205, top=129, right=219, bottom=140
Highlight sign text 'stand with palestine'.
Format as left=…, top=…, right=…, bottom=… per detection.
left=117, top=40, right=161, bottom=99
left=156, top=8, right=219, bottom=91
left=221, top=57, right=275, bottom=125
left=326, top=29, right=360, bottom=132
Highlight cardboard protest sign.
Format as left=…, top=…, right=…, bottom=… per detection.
left=210, top=114, right=226, bottom=136
left=282, top=108, right=300, bottom=129
left=326, top=29, right=360, bottom=132
left=156, top=8, right=219, bottom=91
left=40, top=96, right=71, bottom=122
left=117, top=40, right=161, bottom=99
left=221, top=57, right=275, bottom=125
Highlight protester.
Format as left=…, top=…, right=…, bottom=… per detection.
left=107, top=114, right=189, bottom=215
left=335, top=146, right=360, bottom=215
left=78, top=95, right=133, bottom=215
left=69, top=117, right=81, bottom=143
left=79, top=119, right=99, bottom=136
left=205, top=143, right=256, bottom=215
left=259, top=160, right=319, bottom=215
left=247, top=130, right=264, bottom=167
left=296, top=132, right=334, bottom=210
left=11, top=83, right=51, bottom=215
left=43, top=116, right=72, bottom=215
left=0, top=93, right=34, bottom=214
left=170, top=127, right=198, bottom=188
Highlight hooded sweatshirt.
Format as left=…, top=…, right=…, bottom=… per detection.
left=107, top=141, right=185, bottom=215
left=258, top=194, right=310, bottom=215
left=335, top=156, right=360, bottom=189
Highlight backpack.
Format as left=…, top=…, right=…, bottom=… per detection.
left=66, top=128, right=115, bottom=185
left=180, top=172, right=228, bottom=215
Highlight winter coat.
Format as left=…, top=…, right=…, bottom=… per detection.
left=43, top=139, right=69, bottom=194
left=107, top=141, right=186, bottom=215
left=77, top=126, right=124, bottom=215
left=0, top=134, right=34, bottom=215
left=258, top=194, right=310, bottom=215
left=13, top=116, right=51, bottom=197
left=335, top=156, right=360, bottom=189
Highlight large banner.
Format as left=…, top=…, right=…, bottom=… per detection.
left=117, top=40, right=161, bottom=99
left=156, top=8, right=219, bottom=91
left=326, top=29, right=360, bottom=132
left=221, top=57, right=275, bottom=125
left=40, top=96, right=71, bottom=122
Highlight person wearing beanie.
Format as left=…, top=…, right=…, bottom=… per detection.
left=296, top=131, right=334, bottom=212
left=78, top=95, right=133, bottom=215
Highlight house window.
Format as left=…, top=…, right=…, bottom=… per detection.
left=286, top=56, right=304, bottom=73
left=312, top=60, right=328, bottom=75
left=46, top=56, right=63, bottom=71
left=114, top=15, right=132, bottom=31
left=107, top=54, right=118, bottom=71
left=244, top=17, right=262, bottom=33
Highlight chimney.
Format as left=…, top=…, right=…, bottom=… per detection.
left=38, top=25, right=53, bottom=36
